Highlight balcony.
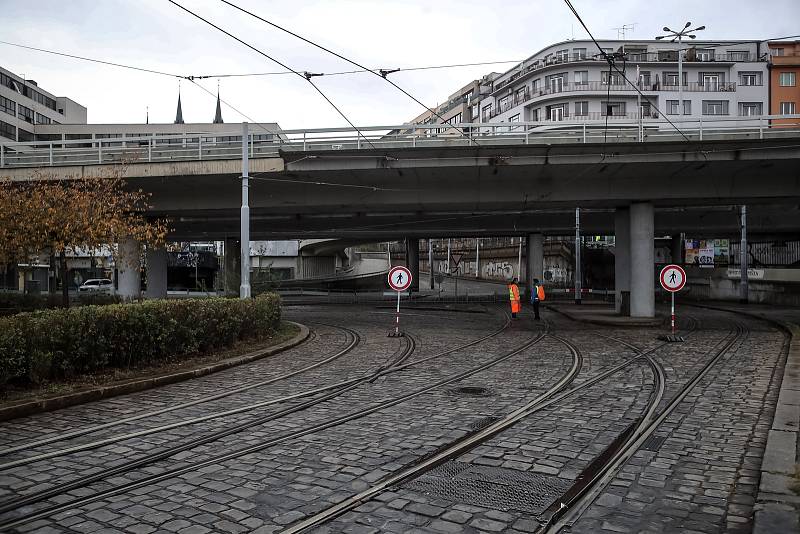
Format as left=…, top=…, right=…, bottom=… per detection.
left=659, top=81, right=737, bottom=92
left=771, top=52, right=800, bottom=66
left=491, top=52, right=759, bottom=92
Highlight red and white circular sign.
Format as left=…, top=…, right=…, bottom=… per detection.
left=660, top=264, right=686, bottom=292
left=388, top=266, right=412, bottom=292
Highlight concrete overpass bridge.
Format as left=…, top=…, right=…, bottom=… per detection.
left=2, top=118, right=799, bottom=317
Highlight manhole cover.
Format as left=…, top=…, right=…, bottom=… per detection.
left=451, top=386, right=490, bottom=396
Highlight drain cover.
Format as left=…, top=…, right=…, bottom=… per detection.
left=641, top=434, right=668, bottom=452
left=404, top=461, right=572, bottom=515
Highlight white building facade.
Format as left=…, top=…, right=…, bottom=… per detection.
left=481, top=39, right=769, bottom=129
left=0, top=66, right=87, bottom=142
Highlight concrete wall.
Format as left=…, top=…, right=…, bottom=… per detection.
left=684, top=267, right=800, bottom=306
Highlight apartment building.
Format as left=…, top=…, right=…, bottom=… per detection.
left=482, top=39, right=768, bottom=128
left=768, top=41, right=800, bottom=127
left=402, top=76, right=497, bottom=135
left=0, top=66, right=87, bottom=142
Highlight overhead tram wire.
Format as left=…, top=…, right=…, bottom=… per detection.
left=167, top=0, right=376, bottom=149
left=562, top=0, right=692, bottom=144
left=217, top=0, right=478, bottom=145
left=185, top=78, right=281, bottom=138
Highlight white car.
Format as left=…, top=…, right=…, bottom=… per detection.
left=78, top=279, right=113, bottom=293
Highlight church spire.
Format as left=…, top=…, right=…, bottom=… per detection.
left=213, top=82, right=223, bottom=124
left=174, top=86, right=184, bottom=124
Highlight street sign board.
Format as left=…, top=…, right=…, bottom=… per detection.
left=388, top=266, right=412, bottom=292
left=660, top=264, right=686, bottom=292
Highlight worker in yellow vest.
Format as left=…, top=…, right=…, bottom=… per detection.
left=531, top=278, right=545, bottom=320
left=508, top=278, right=521, bottom=318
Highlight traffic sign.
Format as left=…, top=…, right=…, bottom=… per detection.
left=450, top=253, right=463, bottom=267
left=388, top=266, right=412, bottom=292
left=660, top=264, right=686, bottom=292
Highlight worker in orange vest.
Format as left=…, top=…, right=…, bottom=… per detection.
left=508, top=278, right=521, bottom=318
left=531, top=278, right=545, bottom=320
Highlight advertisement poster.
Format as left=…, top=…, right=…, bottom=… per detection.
left=698, top=244, right=715, bottom=267
left=714, top=239, right=730, bottom=265
left=685, top=239, right=699, bottom=265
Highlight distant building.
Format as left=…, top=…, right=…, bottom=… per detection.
left=408, top=39, right=771, bottom=132
left=768, top=41, right=800, bottom=127
left=0, top=65, right=87, bottom=142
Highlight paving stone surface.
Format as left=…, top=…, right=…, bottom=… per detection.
left=0, top=304, right=790, bottom=534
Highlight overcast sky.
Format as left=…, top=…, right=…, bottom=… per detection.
left=2, top=0, right=798, bottom=130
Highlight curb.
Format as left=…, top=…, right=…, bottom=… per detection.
left=685, top=303, right=799, bottom=533
left=0, top=321, right=310, bottom=423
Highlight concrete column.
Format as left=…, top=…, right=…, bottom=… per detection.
left=117, top=237, right=141, bottom=300
left=224, top=238, right=241, bottom=296
left=670, top=233, right=683, bottom=265
left=405, top=238, right=420, bottom=292
left=526, top=233, right=544, bottom=296
left=614, top=208, right=630, bottom=314
left=144, top=246, right=168, bottom=299
left=630, top=202, right=655, bottom=318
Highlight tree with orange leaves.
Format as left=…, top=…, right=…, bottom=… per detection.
left=0, top=166, right=169, bottom=306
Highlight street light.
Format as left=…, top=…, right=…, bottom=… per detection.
left=656, top=22, right=705, bottom=117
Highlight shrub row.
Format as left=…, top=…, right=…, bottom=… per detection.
left=0, top=292, right=122, bottom=316
left=0, top=294, right=281, bottom=386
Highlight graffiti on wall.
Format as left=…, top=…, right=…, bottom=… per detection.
left=483, top=261, right=516, bottom=281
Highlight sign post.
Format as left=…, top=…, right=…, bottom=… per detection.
left=388, top=266, right=412, bottom=337
left=659, top=264, right=686, bottom=342
left=450, top=253, right=462, bottom=299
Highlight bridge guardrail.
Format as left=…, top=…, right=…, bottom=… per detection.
left=1, top=114, right=799, bottom=169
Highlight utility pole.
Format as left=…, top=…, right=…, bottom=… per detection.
left=475, top=238, right=480, bottom=278
left=656, top=22, right=705, bottom=122
left=447, top=238, right=451, bottom=274
left=428, top=239, right=434, bottom=289
left=240, top=122, right=251, bottom=299
left=575, top=208, right=582, bottom=305
left=740, top=205, right=748, bottom=303
left=517, top=237, right=523, bottom=281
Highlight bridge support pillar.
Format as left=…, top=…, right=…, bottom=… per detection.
left=526, top=233, right=543, bottom=297
left=405, top=238, right=420, bottom=292
left=670, top=233, right=684, bottom=265
left=614, top=208, right=630, bottom=314
left=117, top=237, right=141, bottom=300
left=630, top=202, right=655, bottom=318
left=145, top=246, right=168, bottom=299
left=224, top=238, right=241, bottom=296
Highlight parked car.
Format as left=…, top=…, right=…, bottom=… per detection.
left=78, top=279, right=113, bottom=293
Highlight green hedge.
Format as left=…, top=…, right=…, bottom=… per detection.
left=0, top=292, right=122, bottom=315
left=0, top=294, right=281, bottom=386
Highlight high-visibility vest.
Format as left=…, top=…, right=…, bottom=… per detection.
left=508, top=284, right=520, bottom=302
left=532, top=284, right=545, bottom=302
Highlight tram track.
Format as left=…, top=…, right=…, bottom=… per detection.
left=0, top=313, right=525, bottom=529
left=0, top=323, right=361, bottom=458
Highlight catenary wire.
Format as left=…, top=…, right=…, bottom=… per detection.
left=217, top=0, right=478, bottom=145
left=167, top=0, right=376, bottom=149
left=186, top=78, right=281, bottom=138
left=562, top=0, right=692, bottom=144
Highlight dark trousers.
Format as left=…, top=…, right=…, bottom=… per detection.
left=532, top=300, right=540, bottom=320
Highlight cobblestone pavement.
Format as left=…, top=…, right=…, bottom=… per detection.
left=0, top=303, right=791, bottom=534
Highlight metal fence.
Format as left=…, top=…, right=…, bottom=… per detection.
left=1, top=114, right=799, bottom=169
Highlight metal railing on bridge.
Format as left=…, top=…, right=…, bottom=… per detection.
left=1, top=114, right=799, bottom=169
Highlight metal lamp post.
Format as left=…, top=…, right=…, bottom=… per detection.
left=656, top=22, right=705, bottom=121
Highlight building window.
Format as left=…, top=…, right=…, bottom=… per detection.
left=639, top=71, right=652, bottom=87
left=17, top=104, right=34, bottom=123
left=447, top=112, right=462, bottom=125
left=545, top=74, right=566, bottom=92
left=17, top=128, right=34, bottom=142
left=739, top=102, right=762, bottom=116
left=498, top=95, right=512, bottom=112
left=574, top=101, right=589, bottom=116
left=0, top=120, right=14, bottom=140
left=702, top=100, right=729, bottom=115
left=469, top=103, right=478, bottom=120
left=658, top=50, right=678, bottom=61
left=482, top=103, right=493, bottom=121
left=601, top=101, right=626, bottom=116
left=532, top=79, right=540, bottom=92
left=779, top=72, right=796, bottom=87
left=728, top=50, right=749, bottom=61
left=667, top=100, right=679, bottom=115
left=514, top=86, right=528, bottom=104
left=663, top=72, right=686, bottom=86
left=780, top=102, right=796, bottom=115
left=739, top=72, right=762, bottom=86
left=574, top=71, right=588, bottom=85
left=700, top=72, right=724, bottom=90
left=531, top=108, right=540, bottom=121
left=0, top=95, right=14, bottom=117
left=35, top=113, right=52, bottom=125
left=547, top=104, right=567, bottom=121
left=772, top=48, right=785, bottom=56
left=683, top=100, right=691, bottom=115
left=555, top=49, right=569, bottom=62
left=601, top=71, right=623, bottom=85
left=573, top=48, right=587, bottom=60
left=696, top=49, right=714, bottom=61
